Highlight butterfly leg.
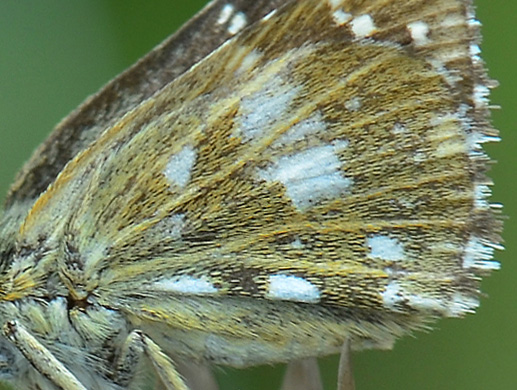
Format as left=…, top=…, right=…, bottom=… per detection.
left=114, top=329, right=190, bottom=390
left=111, top=330, right=146, bottom=387
left=337, top=339, right=355, bottom=390
left=281, top=357, right=323, bottom=390
left=3, top=320, right=88, bottom=390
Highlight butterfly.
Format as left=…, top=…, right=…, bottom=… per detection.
left=0, top=0, right=501, bottom=389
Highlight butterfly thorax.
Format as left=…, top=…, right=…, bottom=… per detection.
left=0, top=229, right=132, bottom=389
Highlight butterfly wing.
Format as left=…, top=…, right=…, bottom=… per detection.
left=17, top=0, right=501, bottom=365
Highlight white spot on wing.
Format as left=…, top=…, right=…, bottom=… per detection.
left=468, top=18, right=481, bottom=28
left=267, top=274, right=320, bottom=303
left=153, top=275, right=218, bottom=295
left=446, top=293, right=480, bottom=316
left=237, top=79, right=301, bottom=141
left=291, top=238, right=304, bottom=249
left=462, top=237, right=500, bottom=270
left=473, top=84, right=490, bottom=109
left=405, top=293, right=445, bottom=312
left=228, top=11, right=247, bottom=35
left=381, top=281, right=403, bottom=310
left=332, top=9, right=352, bottom=26
left=237, top=49, right=262, bottom=74
left=351, top=14, right=376, bottom=38
left=467, top=131, right=501, bottom=154
left=327, top=0, right=344, bottom=8
left=345, top=97, right=362, bottom=111
left=470, top=44, right=481, bottom=61
left=407, top=21, right=430, bottom=46
left=275, top=112, right=326, bottom=147
left=259, top=141, right=352, bottom=209
left=158, top=213, right=185, bottom=240
left=217, top=4, right=234, bottom=25
left=382, top=282, right=448, bottom=313
left=474, top=184, right=491, bottom=209
left=413, top=151, right=426, bottom=163
left=391, top=123, right=407, bottom=134
left=164, top=145, right=196, bottom=188
left=367, top=235, right=405, bottom=261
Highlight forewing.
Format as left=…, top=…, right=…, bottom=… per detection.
left=20, top=0, right=500, bottom=342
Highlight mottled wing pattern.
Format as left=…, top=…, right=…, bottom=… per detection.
left=18, top=0, right=500, bottom=362
left=5, top=0, right=285, bottom=208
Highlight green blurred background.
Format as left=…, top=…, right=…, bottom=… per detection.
left=0, top=1, right=514, bottom=389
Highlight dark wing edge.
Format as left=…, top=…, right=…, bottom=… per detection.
left=5, top=0, right=284, bottom=208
